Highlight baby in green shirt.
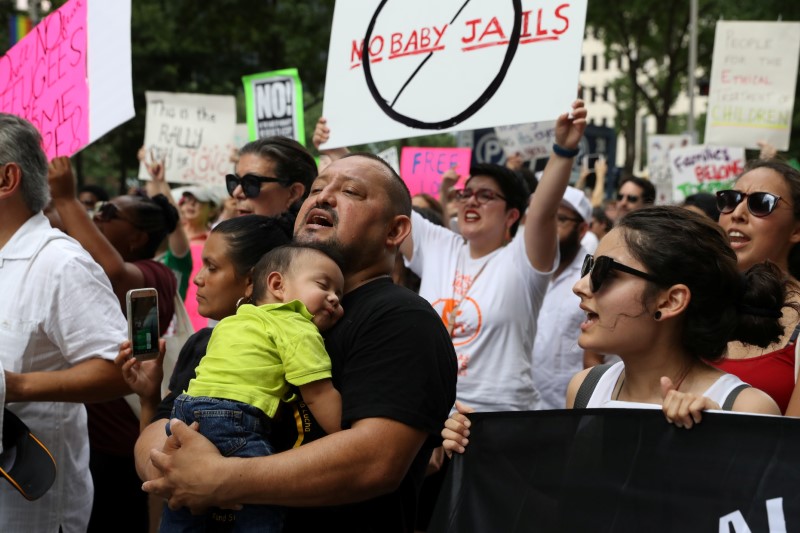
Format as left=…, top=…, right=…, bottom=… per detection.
left=162, top=242, right=344, bottom=533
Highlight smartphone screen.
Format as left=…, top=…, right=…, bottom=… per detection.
left=127, top=289, right=159, bottom=360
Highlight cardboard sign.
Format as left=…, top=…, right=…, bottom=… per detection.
left=322, top=0, right=587, bottom=149
left=0, top=0, right=89, bottom=159
left=376, top=145, right=400, bottom=174
left=668, top=145, right=745, bottom=202
left=646, top=134, right=693, bottom=204
left=243, top=68, right=305, bottom=144
left=139, top=92, right=236, bottom=186
left=705, top=21, right=800, bottom=151
left=400, top=146, right=471, bottom=196
left=0, top=0, right=133, bottom=159
left=494, top=120, right=556, bottom=161
left=87, top=0, right=134, bottom=144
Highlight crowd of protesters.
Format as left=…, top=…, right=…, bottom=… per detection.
left=3, top=86, right=800, bottom=533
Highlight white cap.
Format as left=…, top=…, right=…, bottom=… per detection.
left=561, top=186, right=592, bottom=222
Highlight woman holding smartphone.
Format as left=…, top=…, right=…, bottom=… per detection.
left=119, top=216, right=292, bottom=492
left=47, top=156, right=182, bottom=533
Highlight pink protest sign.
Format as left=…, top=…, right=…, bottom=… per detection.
left=400, top=147, right=472, bottom=197
left=0, top=0, right=89, bottom=159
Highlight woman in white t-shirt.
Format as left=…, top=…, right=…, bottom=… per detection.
left=399, top=100, right=588, bottom=413
left=444, top=206, right=788, bottom=454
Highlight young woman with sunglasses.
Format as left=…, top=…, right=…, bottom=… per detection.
left=399, top=99, right=587, bottom=413
left=712, top=159, right=800, bottom=414
left=443, top=206, right=785, bottom=457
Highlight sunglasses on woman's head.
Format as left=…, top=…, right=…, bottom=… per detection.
left=580, top=254, right=659, bottom=292
left=715, top=190, right=783, bottom=218
left=225, top=173, right=289, bottom=198
left=95, top=202, right=143, bottom=229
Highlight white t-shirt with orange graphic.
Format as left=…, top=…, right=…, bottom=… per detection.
left=406, top=211, right=556, bottom=412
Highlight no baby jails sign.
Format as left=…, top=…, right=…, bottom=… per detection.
left=321, top=0, right=587, bottom=149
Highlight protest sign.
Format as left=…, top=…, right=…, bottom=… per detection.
left=429, top=409, right=800, bottom=533
left=376, top=145, right=400, bottom=174
left=400, top=146, right=471, bottom=196
left=0, top=0, right=134, bottom=159
left=243, top=68, right=305, bottom=145
left=138, top=92, right=236, bottom=186
left=705, top=21, right=800, bottom=151
left=646, top=134, right=693, bottom=204
left=0, top=0, right=89, bottom=159
left=668, top=145, right=745, bottom=202
left=494, top=120, right=556, bottom=161
left=322, top=0, right=587, bottom=149
left=87, top=0, right=134, bottom=145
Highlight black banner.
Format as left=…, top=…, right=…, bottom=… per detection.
left=429, top=409, right=800, bottom=533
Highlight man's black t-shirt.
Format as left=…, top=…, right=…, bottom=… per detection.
left=284, top=276, right=457, bottom=532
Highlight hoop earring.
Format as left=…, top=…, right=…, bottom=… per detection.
left=236, top=296, right=250, bottom=309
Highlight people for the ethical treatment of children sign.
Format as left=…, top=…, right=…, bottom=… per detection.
left=704, top=20, right=800, bottom=150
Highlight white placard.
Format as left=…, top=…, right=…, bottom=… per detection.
left=494, top=120, right=556, bottom=161
left=138, top=92, right=236, bottom=186
left=668, top=145, right=746, bottom=202
left=88, top=0, right=134, bottom=143
left=322, top=0, right=587, bottom=149
left=647, top=134, right=693, bottom=204
left=376, top=146, right=400, bottom=174
left=705, top=21, right=800, bottom=151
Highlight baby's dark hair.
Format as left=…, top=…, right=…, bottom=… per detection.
left=251, top=242, right=345, bottom=303
left=617, top=205, right=794, bottom=362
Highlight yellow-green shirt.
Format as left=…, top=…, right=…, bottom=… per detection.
left=186, top=301, right=332, bottom=418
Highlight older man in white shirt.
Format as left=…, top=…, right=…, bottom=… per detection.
left=0, top=113, right=129, bottom=532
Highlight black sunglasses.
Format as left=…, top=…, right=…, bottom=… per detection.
left=716, top=190, right=783, bottom=218
left=95, top=202, right=145, bottom=230
left=226, top=173, right=289, bottom=198
left=581, top=254, right=659, bottom=293
left=617, top=193, right=640, bottom=203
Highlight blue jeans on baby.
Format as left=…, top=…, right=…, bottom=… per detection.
left=159, top=394, right=284, bottom=533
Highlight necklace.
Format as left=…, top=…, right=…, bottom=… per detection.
left=446, top=250, right=493, bottom=337
left=614, top=365, right=693, bottom=401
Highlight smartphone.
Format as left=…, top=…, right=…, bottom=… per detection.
left=126, top=288, right=160, bottom=361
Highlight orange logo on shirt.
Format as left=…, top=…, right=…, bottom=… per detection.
left=432, top=297, right=482, bottom=347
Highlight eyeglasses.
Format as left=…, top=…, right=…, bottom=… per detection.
left=95, top=202, right=144, bottom=229
left=581, top=254, right=659, bottom=293
left=225, top=173, right=289, bottom=198
left=557, top=214, right=582, bottom=225
left=617, top=193, right=640, bottom=203
left=449, top=187, right=507, bottom=205
left=716, top=190, right=783, bottom=218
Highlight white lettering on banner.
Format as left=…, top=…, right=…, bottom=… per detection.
left=718, top=498, right=786, bottom=533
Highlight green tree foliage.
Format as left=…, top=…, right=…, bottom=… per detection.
left=589, top=0, right=800, bottom=169
left=2, top=0, right=335, bottom=192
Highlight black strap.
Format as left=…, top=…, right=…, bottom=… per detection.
left=574, top=363, right=613, bottom=409
left=787, top=322, right=800, bottom=346
left=721, top=383, right=751, bottom=411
